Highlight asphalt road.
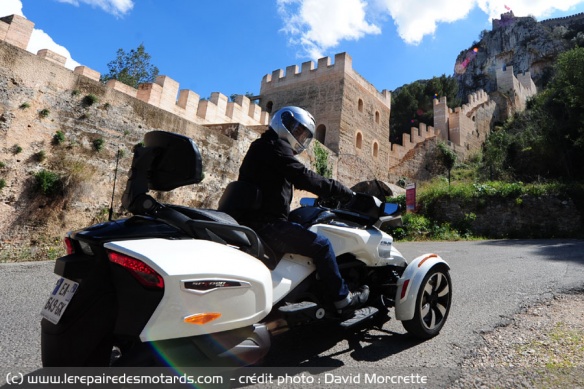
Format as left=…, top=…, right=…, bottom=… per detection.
left=1, top=239, right=583, bottom=387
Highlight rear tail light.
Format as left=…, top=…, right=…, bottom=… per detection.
left=64, top=237, right=74, bottom=255
left=107, top=251, right=164, bottom=289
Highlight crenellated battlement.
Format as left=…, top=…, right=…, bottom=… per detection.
left=262, top=53, right=351, bottom=86
left=0, top=14, right=269, bottom=127
left=541, top=12, right=584, bottom=27
left=460, top=90, right=489, bottom=115
left=389, top=122, right=439, bottom=166
left=261, top=52, right=390, bottom=107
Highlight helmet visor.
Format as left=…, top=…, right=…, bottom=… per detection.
left=289, top=121, right=313, bottom=149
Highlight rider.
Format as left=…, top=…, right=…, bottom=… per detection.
left=236, top=106, right=369, bottom=314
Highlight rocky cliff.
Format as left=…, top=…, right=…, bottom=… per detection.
left=455, top=12, right=584, bottom=103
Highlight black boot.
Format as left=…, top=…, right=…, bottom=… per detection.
left=334, top=285, right=370, bottom=314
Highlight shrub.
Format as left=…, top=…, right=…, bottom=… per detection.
left=49, top=152, right=96, bottom=197
left=19, top=102, right=30, bottom=109
left=39, top=109, right=50, bottom=118
left=82, top=94, right=98, bottom=107
left=34, top=150, right=46, bottom=162
left=93, top=138, right=105, bottom=152
left=313, top=141, right=332, bottom=178
left=386, top=194, right=406, bottom=210
left=392, top=213, right=464, bottom=241
left=0, top=179, right=6, bottom=190
left=34, top=169, right=63, bottom=196
left=52, top=131, right=66, bottom=145
left=13, top=145, right=22, bottom=154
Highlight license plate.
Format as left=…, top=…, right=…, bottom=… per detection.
left=41, top=277, right=79, bottom=325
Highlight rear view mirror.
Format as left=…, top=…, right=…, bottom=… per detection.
left=383, top=203, right=400, bottom=215
left=300, top=198, right=316, bottom=207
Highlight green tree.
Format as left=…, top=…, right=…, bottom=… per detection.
left=548, top=47, right=584, bottom=149
left=100, top=44, right=159, bottom=88
left=437, top=142, right=457, bottom=187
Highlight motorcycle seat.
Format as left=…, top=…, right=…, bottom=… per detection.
left=167, top=205, right=281, bottom=270
left=168, top=205, right=249, bottom=246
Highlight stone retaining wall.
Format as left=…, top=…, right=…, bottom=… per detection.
left=426, top=195, right=582, bottom=238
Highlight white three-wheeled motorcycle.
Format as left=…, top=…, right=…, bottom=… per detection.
left=41, top=130, right=452, bottom=367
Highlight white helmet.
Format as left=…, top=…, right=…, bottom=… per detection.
left=270, top=106, right=315, bottom=154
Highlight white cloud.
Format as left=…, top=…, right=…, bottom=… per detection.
left=0, top=0, right=23, bottom=16
left=277, top=0, right=381, bottom=59
left=28, top=29, right=81, bottom=69
left=279, top=0, right=584, bottom=53
left=380, top=0, right=476, bottom=45
left=55, top=0, right=133, bottom=17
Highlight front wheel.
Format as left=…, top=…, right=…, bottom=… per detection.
left=401, top=266, right=451, bottom=339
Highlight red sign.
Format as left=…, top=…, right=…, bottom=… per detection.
left=406, top=183, right=416, bottom=212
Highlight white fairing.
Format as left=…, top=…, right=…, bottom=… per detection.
left=394, top=253, right=449, bottom=321
left=267, top=224, right=407, bottom=304
left=270, top=254, right=315, bottom=304
left=104, top=239, right=272, bottom=342
left=309, top=224, right=407, bottom=267
left=264, top=224, right=407, bottom=304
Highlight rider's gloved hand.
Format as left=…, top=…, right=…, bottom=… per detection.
left=337, top=190, right=355, bottom=206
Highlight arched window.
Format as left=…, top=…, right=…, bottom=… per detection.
left=375, top=111, right=380, bottom=124
left=356, top=132, right=363, bottom=149
left=373, top=141, right=379, bottom=158
left=266, top=101, right=274, bottom=113
left=315, top=124, right=326, bottom=144
left=358, top=99, right=364, bottom=112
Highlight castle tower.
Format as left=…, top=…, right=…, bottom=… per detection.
left=433, top=97, right=450, bottom=142
left=258, top=52, right=392, bottom=184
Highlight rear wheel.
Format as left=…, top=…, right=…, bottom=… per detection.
left=402, top=266, right=451, bottom=339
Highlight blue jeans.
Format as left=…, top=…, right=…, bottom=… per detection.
left=255, top=220, right=349, bottom=302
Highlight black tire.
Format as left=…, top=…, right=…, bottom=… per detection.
left=401, top=265, right=452, bottom=339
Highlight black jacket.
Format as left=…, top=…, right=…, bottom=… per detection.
left=237, top=129, right=353, bottom=225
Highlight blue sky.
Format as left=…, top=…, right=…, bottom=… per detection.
left=2, top=0, right=584, bottom=100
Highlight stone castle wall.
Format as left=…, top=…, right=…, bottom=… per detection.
left=0, top=18, right=329, bottom=246
left=0, top=15, right=270, bottom=129
left=540, top=12, right=584, bottom=28
left=495, top=66, right=537, bottom=112
left=392, top=65, right=533, bottom=178
left=1, top=12, right=539, bottom=198
left=431, top=91, right=495, bottom=158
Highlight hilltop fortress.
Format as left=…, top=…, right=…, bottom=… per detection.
left=0, top=13, right=536, bottom=195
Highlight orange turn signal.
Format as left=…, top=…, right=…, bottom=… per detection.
left=183, top=312, right=222, bottom=325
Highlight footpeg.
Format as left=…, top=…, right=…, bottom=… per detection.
left=339, top=306, right=378, bottom=328
left=278, top=301, right=325, bottom=326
